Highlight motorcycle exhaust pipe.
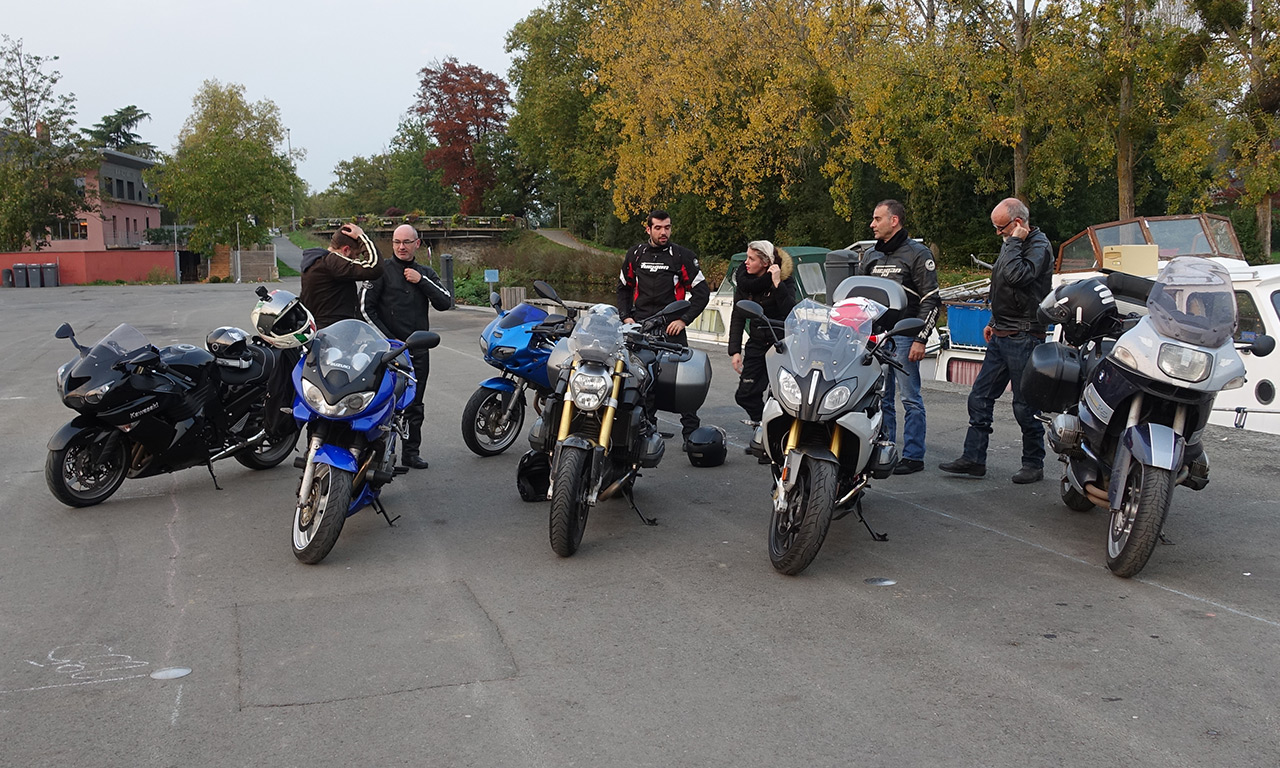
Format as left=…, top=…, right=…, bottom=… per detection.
left=598, top=470, right=637, bottom=501
left=1084, top=482, right=1109, bottom=507
left=209, top=429, right=267, bottom=462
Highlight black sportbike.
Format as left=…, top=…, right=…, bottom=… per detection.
left=47, top=300, right=302, bottom=507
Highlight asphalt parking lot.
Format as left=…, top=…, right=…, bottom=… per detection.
left=2, top=279, right=1279, bottom=767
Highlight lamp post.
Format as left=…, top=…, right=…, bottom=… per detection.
left=286, top=128, right=296, bottom=232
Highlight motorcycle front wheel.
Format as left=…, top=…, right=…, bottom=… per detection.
left=45, top=428, right=129, bottom=508
left=1106, top=463, right=1173, bottom=578
left=235, top=426, right=300, bottom=470
left=549, top=445, right=590, bottom=557
left=769, top=459, right=837, bottom=575
left=462, top=387, right=525, bottom=457
left=292, top=463, right=352, bottom=564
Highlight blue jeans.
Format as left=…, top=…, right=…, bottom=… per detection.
left=961, top=333, right=1045, bottom=469
left=881, top=337, right=925, bottom=462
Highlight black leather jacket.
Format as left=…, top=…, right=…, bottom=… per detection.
left=359, top=257, right=452, bottom=341
left=728, top=251, right=798, bottom=356
left=988, top=227, right=1054, bottom=334
left=857, top=231, right=940, bottom=345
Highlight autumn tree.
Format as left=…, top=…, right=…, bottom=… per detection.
left=0, top=36, right=96, bottom=251
left=83, top=105, right=156, bottom=158
left=414, top=58, right=510, bottom=215
left=148, top=80, right=297, bottom=255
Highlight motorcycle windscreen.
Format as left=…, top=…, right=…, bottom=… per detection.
left=71, top=323, right=152, bottom=381
left=1146, top=257, right=1236, bottom=348
left=497, top=302, right=549, bottom=329
left=307, top=319, right=392, bottom=397
left=567, top=305, right=624, bottom=363
left=782, top=299, right=880, bottom=381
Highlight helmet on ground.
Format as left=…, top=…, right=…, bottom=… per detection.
left=205, top=326, right=250, bottom=359
left=1038, top=278, right=1117, bottom=346
left=686, top=425, right=727, bottom=468
left=252, top=288, right=316, bottom=349
left=517, top=450, right=552, bottom=502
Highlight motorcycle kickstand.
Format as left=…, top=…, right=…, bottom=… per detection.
left=855, top=498, right=887, bottom=542
left=622, top=484, right=657, bottom=526
left=205, top=462, right=222, bottom=491
left=370, top=497, right=400, bottom=527
left=1158, top=531, right=1175, bottom=546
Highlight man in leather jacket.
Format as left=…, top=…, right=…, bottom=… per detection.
left=860, top=200, right=940, bottom=475
left=940, top=197, right=1054, bottom=484
left=616, top=209, right=711, bottom=445
left=300, top=223, right=383, bottom=329
left=360, top=224, right=452, bottom=469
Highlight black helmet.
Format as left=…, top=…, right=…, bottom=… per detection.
left=1038, top=278, right=1118, bottom=347
left=686, top=426, right=727, bottom=467
left=516, top=450, right=551, bottom=502
left=206, top=326, right=250, bottom=360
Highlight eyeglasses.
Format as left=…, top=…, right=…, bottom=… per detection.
left=392, top=239, right=418, bottom=246
left=994, top=217, right=1020, bottom=234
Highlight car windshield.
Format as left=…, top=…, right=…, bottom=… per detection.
left=71, top=323, right=152, bottom=378
left=1147, top=257, right=1236, bottom=348
left=782, top=299, right=884, bottom=380
left=568, top=304, right=624, bottom=363
left=309, top=319, right=391, bottom=388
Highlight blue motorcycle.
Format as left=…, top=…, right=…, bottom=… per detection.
left=289, top=319, right=440, bottom=563
left=462, top=294, right=575, bottom=456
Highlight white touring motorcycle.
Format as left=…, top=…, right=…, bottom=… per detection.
left=1025, top=256, right=1275, bottom=577
left=738, top=276, right=925, bottom=575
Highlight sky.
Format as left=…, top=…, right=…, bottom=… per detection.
left=5, top=0, right=546, bottom=193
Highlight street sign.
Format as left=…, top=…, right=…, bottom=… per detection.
left=484, top=269, right=499, bottom=283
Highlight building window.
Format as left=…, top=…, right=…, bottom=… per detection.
left=102, top=177, right=112, bottom=197
left=115, top=179, right=124, bottom=198
left=75, top=220, right=88, bottom=240
left=127, top=181, right=135, bottom=200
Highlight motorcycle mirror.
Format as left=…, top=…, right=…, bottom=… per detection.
left=888, top=318, right=926, bottom=338
left=490, top=291, right=502, bottom=314
left=735, top=299, right=765, bottom=320
left=533, top=280, right=564, bottom=306
left=405, top=330, right=442, bottom=352
left=255, top=286, right=271, bottom=300
left=656, top=299, right=691, bottom=319
left=55, top=323, right=74, bottom=340
left=1245, top=334, right=1275, bottom=358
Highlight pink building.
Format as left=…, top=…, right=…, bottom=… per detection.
left=46, top=149, right=164, bottom=250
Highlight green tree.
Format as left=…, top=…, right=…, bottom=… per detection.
left=0, top=36, right=97, bottom=251
left=82, top=105, right=156, bottom=158
left=147, top=80, right=297, bottom=255
left=385, top=117, right=458, bottom=214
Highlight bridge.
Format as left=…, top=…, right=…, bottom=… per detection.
left=308, top=214, right=527, bottom=243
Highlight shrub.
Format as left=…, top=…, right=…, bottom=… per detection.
left=208, top=275, right=222, bottom=284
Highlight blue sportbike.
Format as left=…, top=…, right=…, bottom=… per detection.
left=289, top=319, right=439, bottom=563
left=462, top=295, right=575, bottom=456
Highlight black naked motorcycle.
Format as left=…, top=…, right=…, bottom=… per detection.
left=46, top=288, right=305, bottom=507
left=519, top=281, right=712, bottom=557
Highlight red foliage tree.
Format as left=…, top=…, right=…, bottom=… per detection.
left=415, top=58, right=510, bottom=215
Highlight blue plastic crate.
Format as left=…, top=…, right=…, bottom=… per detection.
left=945, top=302, right=991, bottom=347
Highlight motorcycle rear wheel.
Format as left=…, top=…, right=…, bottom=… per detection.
left=1106, top=463, right=1173, bottom=578
left=45, top=428, right=129, bottom=508
left=769, top=460, right=837, bottom=575
left=462, top=387, right=525, bottom=457
left=549, top=445, right=590, bottom=557
left=235, top=426, right=300, bottom=470
left=292, top=463, right=351, bottom=564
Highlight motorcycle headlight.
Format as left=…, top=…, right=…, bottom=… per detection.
left=570, top=371, right=611, bottom=411
left=1157, top=343, right=1211, bottom=383
left=1222, top=375, right=1246, bottom=391
left=302, top=378, right=375, bottom=417
left=821, top=384, right=852, bottom=413
left=83, top=381, right=113, bottom=405
left=478, top=335, right=488, bottom=355
left=777, top=368, right=802, bottom=410
left=1111, top=343, right=1140, bottom=371
left=491, top=346, right=516, bottom=361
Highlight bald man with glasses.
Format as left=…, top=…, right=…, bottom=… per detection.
left=361, top=224, right=453, bottom=469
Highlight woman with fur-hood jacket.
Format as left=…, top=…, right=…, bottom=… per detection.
left=728, top=241, right=798, bottom=424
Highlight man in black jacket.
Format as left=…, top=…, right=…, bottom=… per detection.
left=300, top=223, right=383, bottom=328
left=940, top=198, right=1054, bottom=484
left=360, top=224, right=452, bottom=469
left=616, top=209, right=711, bottom=444
left=860, top=200, right=941, bottom=475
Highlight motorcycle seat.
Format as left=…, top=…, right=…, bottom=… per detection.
left=217, top=344, right=273, bottom=387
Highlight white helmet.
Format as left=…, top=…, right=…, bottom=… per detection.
left=251, top=288, right=316, bottom=348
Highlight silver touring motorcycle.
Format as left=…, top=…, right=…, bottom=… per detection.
left=738, top=276, right=926, bottom=575
left=1026, top=256, right=1275, bottom=577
